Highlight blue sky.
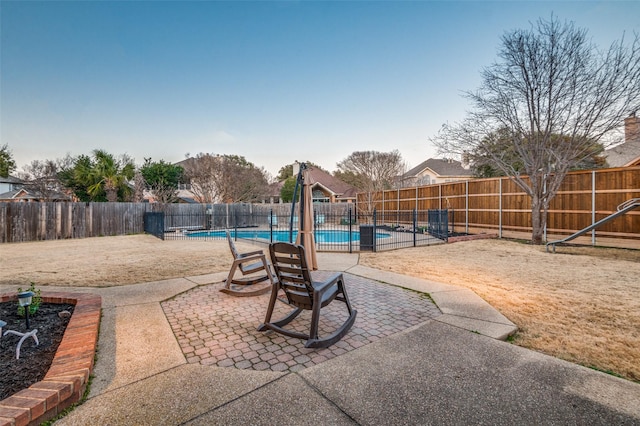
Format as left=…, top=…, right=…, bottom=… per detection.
left=1, top=1, right=639, bottom=177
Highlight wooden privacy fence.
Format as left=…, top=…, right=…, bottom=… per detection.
left=0, top=201, right=353, bottom=243
left=0, top=202, right=264, bottom=243
left=357, top=167, right=640, bottom=246
left=0, top=202, right=149, bottom=243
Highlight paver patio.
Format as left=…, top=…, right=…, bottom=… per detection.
left=162, top=272, right=442, bottom=373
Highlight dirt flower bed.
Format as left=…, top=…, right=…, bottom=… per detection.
left=0, top=234, right=638, bottom=382
left=0, top=302, right=74, bottom=400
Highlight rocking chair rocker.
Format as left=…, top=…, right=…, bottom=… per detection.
left=258, top=242, right=357, bottom=348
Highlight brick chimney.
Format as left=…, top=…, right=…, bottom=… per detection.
left=625, top=112, right=639, bottom=144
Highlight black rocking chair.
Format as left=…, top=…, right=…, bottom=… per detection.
left=258, top=242, right=357, bottom=348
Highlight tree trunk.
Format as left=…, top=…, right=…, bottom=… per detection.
left=106, top=188, right=118, bottom=202
left=530, top=195, right=545, bottom=245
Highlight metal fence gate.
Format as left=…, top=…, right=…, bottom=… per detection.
left=143, top=212, right=165, bottom=240
left=427, top=209, right=449, bottom=242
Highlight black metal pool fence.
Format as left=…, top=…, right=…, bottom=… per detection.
left=145, top=204, right=450, bottom=252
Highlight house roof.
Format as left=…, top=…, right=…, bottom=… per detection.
left=0, top=175, right=24, bottom=184
left=606, top=113, right=640, bottom=167
left=174, top=157, right=197, bottom=169
left=0, top=188, right=32, bottom=200
left=0, top=187, right=70, bottom=201
left=306, top=167, right=358, bottom=199
left=605, top=140, right=640, bottom=168
left=403, top=158, right=473, bottom=179
left=267, top=181, right=284, bottom=197
left=177, top=196, right=199, bottom=204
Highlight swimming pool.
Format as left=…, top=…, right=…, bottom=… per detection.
left=187, top=229, right=390, bottom=243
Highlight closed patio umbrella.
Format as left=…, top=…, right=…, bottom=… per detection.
left=295, top=166, right=318, bottom=270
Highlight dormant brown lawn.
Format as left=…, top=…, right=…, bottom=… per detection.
left=1, top=235, right=638, bottom=382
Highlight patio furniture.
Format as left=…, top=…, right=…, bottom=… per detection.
left=220, top=231, right=272, bottom=297
left=258, top=242, right=357, bottom=348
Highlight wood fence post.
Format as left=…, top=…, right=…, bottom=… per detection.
left=592, top=170, right=596, bottom=245
left=55, top=203, right=61, bottom=238
left=499, top=178, right=503, bottom=238
left=39, top=203, right=46, bottom=240
left=465, top=181, right=469, bottom=234
left=87, top=203, right=93, bottom=238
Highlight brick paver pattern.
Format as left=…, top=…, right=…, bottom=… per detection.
left=162, top=272, right=441, bottom=373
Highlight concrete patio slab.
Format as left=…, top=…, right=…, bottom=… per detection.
left=89, top=302, right=186, bottom=396
left=183, top=373, right=355, bottom=425
left=184, top=272, right=228, bottom=286
left=56, top=364, right=284, bottom=426
left=436, top=313, right=518, bottom=340
left=95, top=277, right=200, bottom=308
left=299, top=320, right=640, bottom=425
left=346, top=264, right=462, bottom=293
left=428, top=287, right=513, bottom=324
left=0, top=278, right=199, bottom=308
left=317, top=252, right=359, bottom=271
left=564, top=373, right=640, bottom=419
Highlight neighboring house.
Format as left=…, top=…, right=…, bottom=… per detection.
left=604, top=113, right=640, bottom=168
left=0, top=175, right=24, bottom=194
left=0, top=175, right=72, bottom=202
left=0, top=187, right=71, bottom=202
left=400, top=158, right=474, bottom=187
left=262, top=181, right=284, bottom=204
left=142, top=185, right=199, bottom=204
left=306, top=167, right=358, bottom=203
left=174, top=184, right=199, bottom=204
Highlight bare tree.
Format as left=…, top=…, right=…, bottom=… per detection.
left=470, top=128, right=607, bottom=178
left=133, top=171, right=146, bottom=203
left=431, top=17, right=640, bottom=244
left=182, top=153, right=270, bottom=203
left=181, top=153, right=220, bottom=203
left=336, top=150, right=406, bottom=214
left=18, top=159, right=66, bottom=201
left=214, top=155, right=270, bottom=203
left=337, top=150, right=406, bottom=191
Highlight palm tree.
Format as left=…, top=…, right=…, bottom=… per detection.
left=72, top=150, right=135, bottom=202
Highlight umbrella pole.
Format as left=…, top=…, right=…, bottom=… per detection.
left=289, top=163, right=306, bottom=243
left=299, top=174, right=305, bottom=247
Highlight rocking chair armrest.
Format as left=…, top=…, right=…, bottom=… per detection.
left=237, top=251, right=265, bottom=260
left=312, top=273, right=343, bottom=295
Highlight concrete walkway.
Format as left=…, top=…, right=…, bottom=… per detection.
left=13, top=253, right=640, bottom=425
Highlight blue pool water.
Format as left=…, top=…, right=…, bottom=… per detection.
left=187, top=229, right=390, bottom=243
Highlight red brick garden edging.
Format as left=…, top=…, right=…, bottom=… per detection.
left=0, top=292, right=101, bottom=426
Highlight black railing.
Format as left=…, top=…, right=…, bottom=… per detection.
left=154, top=206, right=448, bottom=252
